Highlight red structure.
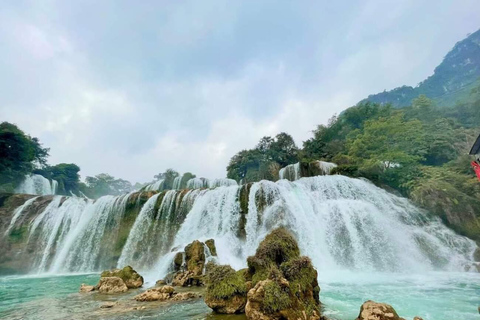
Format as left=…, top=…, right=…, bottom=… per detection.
left=470, top=134, right=480, bottom=181
left=472, top=161, right=480, bottom=181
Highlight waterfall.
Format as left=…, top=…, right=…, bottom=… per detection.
left=3, top=196, right=39, bottom=236
left=2, top=175, right=477, bottom=275
left=313, top=160, right=337, bottom=175
left=154, top=175, right=476, bottom=276
left=15, top=174, right=57, bottom=195
left=172, top=177, right=182, bottom=189
left=118, top=189, right=202, bottom=270
left=144, top=179, right=165, bottom=191
left=186, top=177, right=209, bottom=189
left=279, top=162, right=300, bottom=181
left=208, top=178, right=238, bottom=188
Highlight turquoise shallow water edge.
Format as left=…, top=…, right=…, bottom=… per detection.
left=1, top=271, right=479, bottom=320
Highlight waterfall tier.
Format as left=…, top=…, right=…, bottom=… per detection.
left=1, top=175, right=476, bottom=276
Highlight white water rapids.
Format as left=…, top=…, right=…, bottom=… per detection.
left=4, top=175, right=477, bottom=276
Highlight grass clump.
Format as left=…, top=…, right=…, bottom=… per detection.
left=206, top=264, right=247, bottom=300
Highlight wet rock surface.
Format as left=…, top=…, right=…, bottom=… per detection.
left=95, top=277, right=128, bottom=294
left=355, top=300, right=404, bottom=320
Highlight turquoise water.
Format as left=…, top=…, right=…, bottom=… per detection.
left=0, top=272, right=479, bottom=320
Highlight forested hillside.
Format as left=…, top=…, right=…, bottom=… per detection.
left=361, top=29, right=480, bottom=107
left=228, top=86, right=480, bottom=241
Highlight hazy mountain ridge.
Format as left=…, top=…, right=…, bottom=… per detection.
left=361, top=28, right=480, bottom=107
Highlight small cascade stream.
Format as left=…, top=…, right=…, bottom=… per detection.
left=1, top=175, right=477, bottom=277
left=15, top=174, right=58, bottom=195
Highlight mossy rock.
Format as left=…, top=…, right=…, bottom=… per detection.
left=205, top=239, right=217, bottom=256
left=101, top=265, right=143, bottom=289
left=184, top=240, right=206, bottom=276
left=262, top=280, right=291, bottom=313
left=245, top=228, right=321, bottom=320
left=205, top=264, right=248, bottom=314
left=247, top=227, right=300, bottom=284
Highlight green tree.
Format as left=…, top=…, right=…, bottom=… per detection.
left=0, top=122, right=49, bottom=191
left=36, top=163, right=81, bottom=195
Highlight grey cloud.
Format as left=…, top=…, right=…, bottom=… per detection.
left=0, top=0, right=479, bottom=182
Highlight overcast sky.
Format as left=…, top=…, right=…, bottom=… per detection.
left=1, top=1, right=479, bottom=183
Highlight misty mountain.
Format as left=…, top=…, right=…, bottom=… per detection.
left=361, top=28, right=480, bottom=107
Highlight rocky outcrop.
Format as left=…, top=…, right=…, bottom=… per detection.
left=169, top=239, right=212, bottom=287
left=355, top=301, right=404, bottom=320
left=244, top=227, right=321, bottom=320
left=95, top=276, right=128, bottom=294
left=100, top=265, right=143, bottom=289
left=134, top=285, right=201, bottom=302
left=205, top=264, right=248, bottom=314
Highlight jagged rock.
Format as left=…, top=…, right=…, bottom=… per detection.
left=155, top=279, right=167, bottom=287
left=205, top=264, right=247, bottom=314
left=185, top=240, right=206, bottom=276
left=173, top=252, right=183, bottom=271
left=169, top=239, right=208, bottom=287
left=134, top=285, right=200, bottom=302
left=134, top=286, right=175, bottom=301
left=205, top=239, right=217, bottom=256
left=413, top=317, right=424, bottom=320
left=79, top=283, right=95, bottom=293
left=101, top=265, right=143, bottom=289
left=95, top=277, right=128, bottom=294
left=355, top=300, right=405, bottom=320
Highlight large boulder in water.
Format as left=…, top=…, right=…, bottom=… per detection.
left=355, top=300, right=405, bottom=320
left=205, top=264, right=248, bottom=314
left=95, top=276, right=128, bottom=294
left=245, top=227, right=321, bottom=320
left=100, top=265, right=143, bottom=289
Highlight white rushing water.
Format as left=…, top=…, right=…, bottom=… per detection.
left=144, top=179, right=164, bottom=191
left=3, top=175, right=477, bottom=277
left=153, top=176, right=476, bottom=276
left=279, top=161, right=337, bottom=181
left=15, top=174, right=58, bottom=195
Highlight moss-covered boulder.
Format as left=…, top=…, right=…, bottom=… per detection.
left=245, top=227, right=321, bottom=320
left=205, top=239, right=217, bottom=256
left=100, top=265, right=143, bottom=289
left=247, top=227, right=300, bottom=285
left=355, top=300, right=405, bottom=320
left=205, top=264, right=248, bottom=314
left=185, top=240, right=206, bottom=276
